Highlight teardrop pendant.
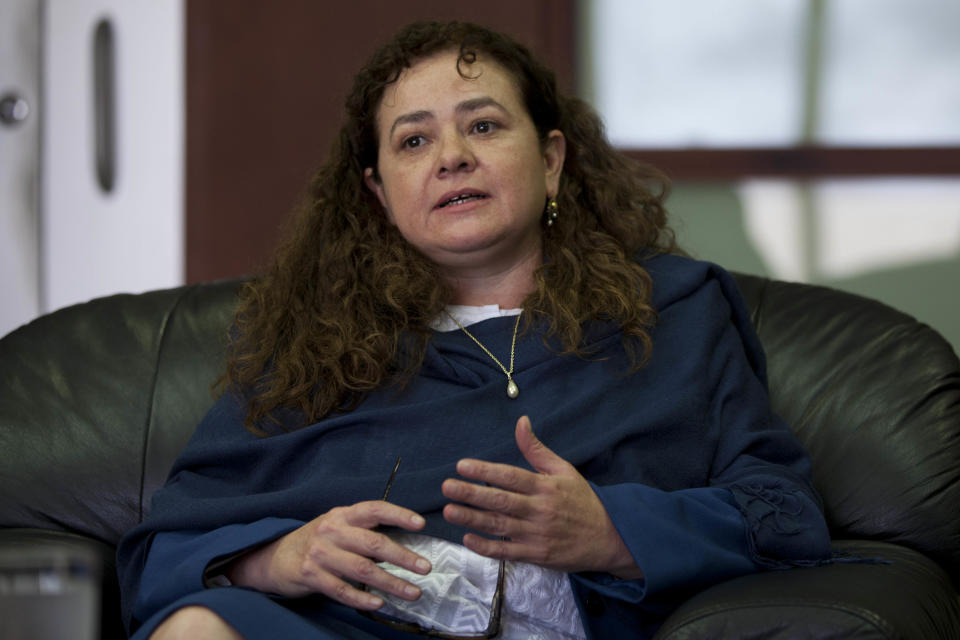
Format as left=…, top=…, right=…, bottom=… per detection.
left=445, top=309, right=523, bottom=402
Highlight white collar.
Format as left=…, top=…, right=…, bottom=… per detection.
left=431, top=304, right=522, bottom=332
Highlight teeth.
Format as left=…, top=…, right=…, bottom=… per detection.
left=442, top=194, right=483, bottom=207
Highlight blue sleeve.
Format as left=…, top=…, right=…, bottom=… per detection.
left=117, top=393, right=322, bottom=633
left=130, top=517, right=302, bottom=628
left=580, top=471, right=829, bottom=602
left=576, top=484, right=755, bottom=601
left=574, top=262, right=830, bottom=602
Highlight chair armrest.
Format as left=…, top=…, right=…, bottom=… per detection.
left=0, top=528, right=124, bottom=640
left=655, top=540, right=960, bottom=640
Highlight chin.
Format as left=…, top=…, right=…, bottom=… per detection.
left=426, top=230, right=502, bottom=254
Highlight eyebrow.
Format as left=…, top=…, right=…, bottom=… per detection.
left=388, top=96, right=509, bottom=137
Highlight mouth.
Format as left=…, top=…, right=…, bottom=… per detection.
left=435, top=191, right=488, bottom=209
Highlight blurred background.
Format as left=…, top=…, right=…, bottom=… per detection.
left=2, top=0, right=958, bottom=352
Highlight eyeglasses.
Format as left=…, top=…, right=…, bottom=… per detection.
left=357, top=457, right=506, bottom=639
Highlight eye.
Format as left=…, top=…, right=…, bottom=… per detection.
left=402, top=135, right=425, bottom=149
left=471, top=120, right=496, bottom=134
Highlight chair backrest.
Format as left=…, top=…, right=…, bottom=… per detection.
left=734, top=273, right=960, bottom=581
left=1, top=274, right=958, bottom=581
left=0, top=279, right=242, bottom=543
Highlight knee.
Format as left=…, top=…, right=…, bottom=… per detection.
left=148, top=606, right=243, bottom=640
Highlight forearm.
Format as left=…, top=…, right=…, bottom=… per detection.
left=220, top=537, right=280, bottom=591
left=130, top=518, right=303, bottom=625
left=595, top=510, right=644, bottom=580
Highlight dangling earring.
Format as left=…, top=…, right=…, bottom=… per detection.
left=545, top=199, right=559, bottom=227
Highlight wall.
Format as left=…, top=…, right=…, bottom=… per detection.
left=184, top=1, right=575, bottom=283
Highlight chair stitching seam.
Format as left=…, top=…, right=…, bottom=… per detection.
left=752, top=277, right=768, bottom=334
left=137, top=286, right=192, bottom=523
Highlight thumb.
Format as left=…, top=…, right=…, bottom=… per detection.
left=515, top=416, right=572, bottom=476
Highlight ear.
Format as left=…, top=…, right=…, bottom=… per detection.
left=363, top=167, right=389, bottom=212
left=542, top=130, right=566, bottom=198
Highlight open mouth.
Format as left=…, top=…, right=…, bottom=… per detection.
left=437, top=193, right=487, bottom=209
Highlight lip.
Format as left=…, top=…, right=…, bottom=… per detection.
left=433, top=188, right=490, bottom=210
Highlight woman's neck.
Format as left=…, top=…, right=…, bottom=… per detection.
left=447, top=279, right=531, bottom=308
left=442, top=250, right=540, bottom=308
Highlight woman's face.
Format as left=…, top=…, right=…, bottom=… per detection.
left=364, top=50, right=564, bottom=281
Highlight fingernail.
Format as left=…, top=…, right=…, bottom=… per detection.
left=366, top=594, right=383, bottom=608
left=458, top=460, right=474, bottom=474
left=410, top=514, right=425, bottom=527
left=415, top=558, right=431, bottom=572
left=404, top=584, right=421, bottom=598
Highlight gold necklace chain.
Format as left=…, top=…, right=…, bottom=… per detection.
left=445, top=309, right=523, bottom=398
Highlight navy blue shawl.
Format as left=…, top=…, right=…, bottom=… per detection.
left=117, top=255, right=830, bottom=638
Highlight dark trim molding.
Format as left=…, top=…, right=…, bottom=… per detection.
left=623, top=147, right=960, bottom=180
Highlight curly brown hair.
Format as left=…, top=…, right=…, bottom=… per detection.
left=222, top=21, right=675, bottom=434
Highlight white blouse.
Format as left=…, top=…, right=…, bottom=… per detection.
left=431, top=304, right=523, bottom=332
left=373, top=533, right=586, bottom=639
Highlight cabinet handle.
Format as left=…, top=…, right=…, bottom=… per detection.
left=93, top=18, right=115, bottom=193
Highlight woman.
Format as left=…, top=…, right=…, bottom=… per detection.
left=118, top=20, right=831, bottom=639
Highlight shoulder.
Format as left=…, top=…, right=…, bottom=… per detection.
left=639, top=252, right=767, bottom=382
left=170, top=391, right=281, bottom=466
left=639, top=252, right=742, bottom=312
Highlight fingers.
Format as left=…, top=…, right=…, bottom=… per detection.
left=451, top=416, right=573, bottom=493
left=326, top=502, right=432, bottom=580
left=309, top=567, right=387, bottom=611
left=453, top=457, right=538, bottom=495
left=441, top=477, right=531, bottom=517
left=440, top=416, right=565, bottom=539
left=461, top=533, right=512, bottom=559
left=440, top=416, right=625, bottom=572
left=460, top=533, right=551, bottom=565
left=330, top=520, right=432, bottom=576
left=252, top=501, right=433, bottom=608
left=314, top=545, right=424, bottom=610
left=514, top=415, right=572, bottom=476
left=442, top=501, right=528, bottom=538
left=342, top=500, right=427, bottom=532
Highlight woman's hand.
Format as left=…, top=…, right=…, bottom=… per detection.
left=441, top=416, right=643, bottom=579
left=224, top=501, right=432, bottom=610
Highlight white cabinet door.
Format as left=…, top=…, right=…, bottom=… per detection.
left=42, top=0, right=184, bottom=314
left=0, top=0, right=41, bottom=338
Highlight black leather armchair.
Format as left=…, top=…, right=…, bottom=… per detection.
left=2, top=274, right=959, bottom=639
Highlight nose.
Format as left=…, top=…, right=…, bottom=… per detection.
left=436, top=132, right=475, bottom=176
